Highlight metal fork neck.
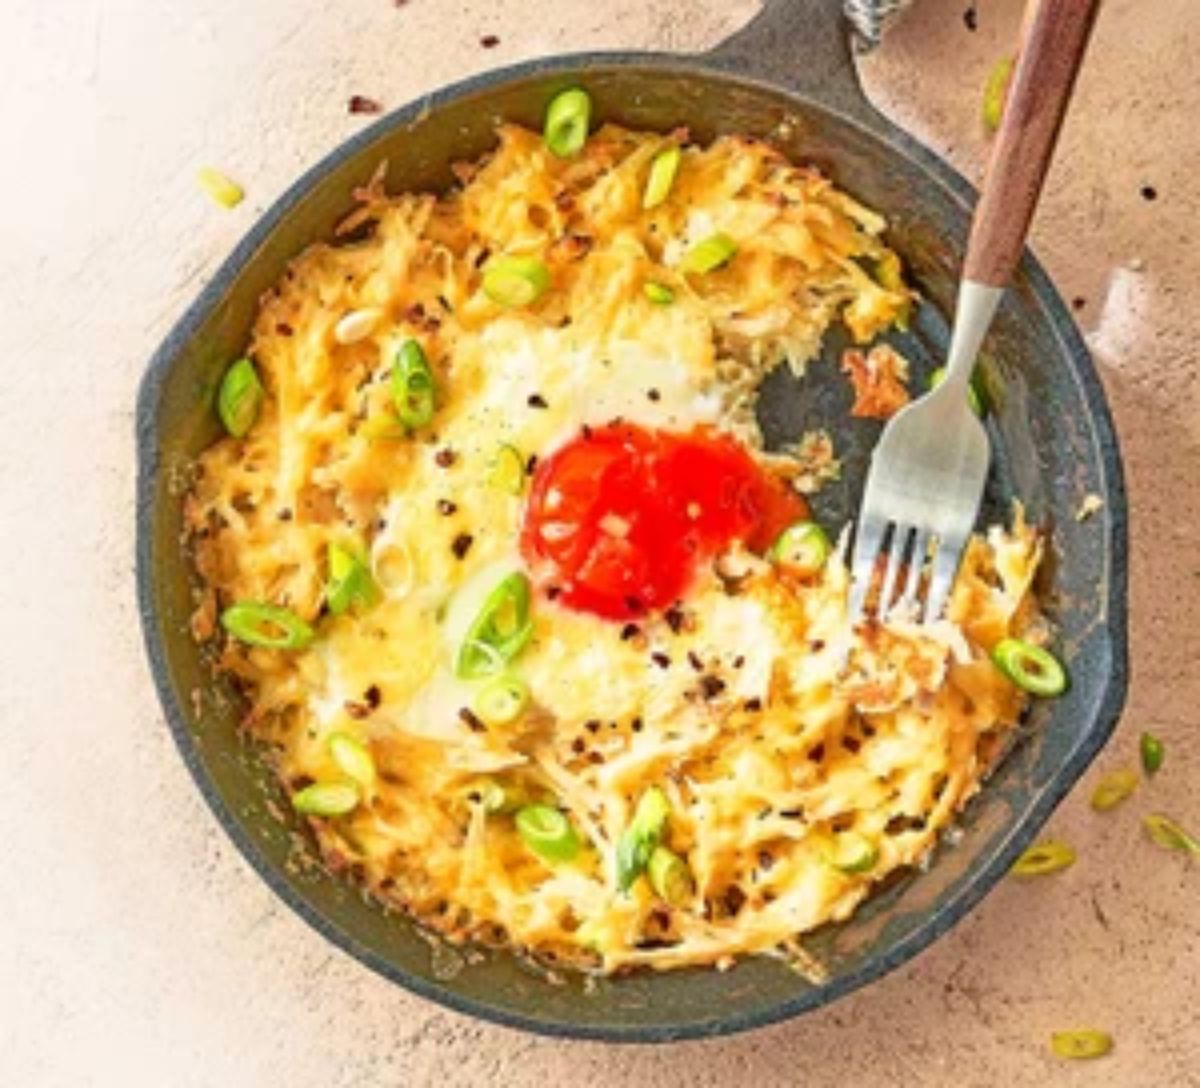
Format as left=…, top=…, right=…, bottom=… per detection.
left=943, top=281, right=1004, bottom=388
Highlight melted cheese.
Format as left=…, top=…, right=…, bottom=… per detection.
left=185, top=122, right=1046, bottom=976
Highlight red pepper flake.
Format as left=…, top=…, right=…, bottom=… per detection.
left=620, top=623, right=641, bottom=641
left=651, top=652, right=671, bottom=669
left=571, top=737, right=586, bottom=754
left=699, top=675, right=726, bottom=700
left=584, top=719, right=601, bottom=733
left=458, top=706, right=485, bottom=732
left=451, top=533, right=474, bottom=560
left=480, top=34, right=500, bottom=48
left=663, top=605, right=685, bottom=634
left=525, top=453, right=539, bottom=474
left=527, top=393, right=549, bottom=409
left=687, top=650, right=704, bottom=672
left=364, top=685, right=382, bottom=709
left=743, top=697, right=762, bottom=712
left=631, top=716, right=644, bottom=733
left=437, top=499, right=457, bottom=516
left=344, top=700, right=371, bottom=720
left=276, top=322, right=294, bottom=336
left=434, top=447, right=458, bottom=468
left=647, top=388, right=661, bottom=402
left=348, top=95, right=383, bottom=115
left=732, top=655, right=745, bottom=669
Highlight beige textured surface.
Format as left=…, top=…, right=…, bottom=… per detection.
left=2, top=0, right=1197, bottom=1084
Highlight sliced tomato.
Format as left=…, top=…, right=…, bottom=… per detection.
left=520, top=423, right=807, bottom=620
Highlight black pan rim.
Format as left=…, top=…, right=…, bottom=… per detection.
left=135, top=48, right=1129, bottom=1043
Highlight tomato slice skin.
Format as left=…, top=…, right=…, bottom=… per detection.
left=520, top=424, right=807, bottom=620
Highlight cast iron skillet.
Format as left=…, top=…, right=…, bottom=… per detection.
left=136, top=0, right=1128, bottom=1042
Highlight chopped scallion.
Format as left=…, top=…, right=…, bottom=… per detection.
left=220, top=602, right=314, bottom=650
left=217, top=358, right=264, bottom=438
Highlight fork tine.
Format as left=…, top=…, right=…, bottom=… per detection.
left=878, top=525, right=912, bottom=618
left=923, top=534, right=966, bottom=623
left=894, top=528, right=931, bottom=619
left=848, top=515, right=887, bottom=621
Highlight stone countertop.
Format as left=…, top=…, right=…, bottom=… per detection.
left=2, top=0, right=1197, bottom=1084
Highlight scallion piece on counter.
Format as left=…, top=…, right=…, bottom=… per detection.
left=1010, top=839, right=1076, bottom=877
left=680, top=232, right=738, bottom=274
left=1140, top=731, right=1164, bottom=775
left=455, top=572, right=535, bottom=679
left=197, top=166, right=244, bottom=209
left=326, top=541, right=379, bottom=615
left=1142, top=813, right=1200, bottom=856
left=1090, top=768, right=1138, bottom=812
left=769, top=520, right=831, bottom=577
left=543, top=87, right=592, bottom=157
left=643, top=281, right=675, bottom=305
left=642, top=145, right=681, bottom=209
left=328, top=733, right=376, bottom=790
left=616, top=786, right=671, bottom=892
left=827, top=831, right=879, bottom=875
left=516, top=804, right=580, bottom=862
left=482, top=255, right=550, bottom=308
left=220, top=602, right=314, bottom=650
left=489, top=443, right=526, bottom=495
left=982, top=57, right=1014, bottom=133
left=292, top=782, right=360, bottom=817
left=929, top=365, right=986, bottom=417
left=1049, top=1030, right=1113, bottom=1061
left=990, top=638, right=1068, bottom=697
left=647, top=846, right=694, bottom=906
left=217, top=358, right=264, bottom=437
left=391, top=339, right=436, bottom=429
left=472, top=673, right=530, bottom=728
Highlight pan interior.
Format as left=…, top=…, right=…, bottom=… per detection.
left=140, top=62, right=1122, bottom=1040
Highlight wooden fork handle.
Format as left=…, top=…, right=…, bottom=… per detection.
left=963, top=0, right=1102, bottom=287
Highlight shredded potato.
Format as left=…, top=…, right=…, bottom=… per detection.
left=185, top=123, right=1043, bottom=975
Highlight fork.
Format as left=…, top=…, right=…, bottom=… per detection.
left=848, top=0, right=1101, bottom=624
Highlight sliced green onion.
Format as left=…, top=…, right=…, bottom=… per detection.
left=516, top=804, right=580, bottom=862
left=616, top=786, right=671, bottom=892
left=391, top=339, right=436, bottom=429
left=769, top=520, right=831, bottom=576
left=642, top=145, right=681, bottom=210
left=543, top=87, right=592, bottom=158
left=1010, top=839, right=1076, bottom=877
left=1050, top=1030, right=1113, bottom=1061
left=221, top=602, right=314, bottom=650
left=1090, top=768, right=1138, bottom=812
left=929, top=365, right=985, bottom=417
left=326, top=541, right=379, bottom=615
left=482, top=255, right=550, bottom=308
left=1140, top=731, right=1164, bottom=775
left=455, top=572, right=534, bottom=679
left=827, top=831, right=879, bottom=874
left=217, top=358, right=264, bottom=437
left=982, top=57, right=1014, bottom=133
left=680, top=232, right=738, bottom=275
left=647, top=846, right=693, bottom=906
left=197, top=166, right=244, bottom=209
left=292, top=782, right=359, bottom=817
left=328, top=733, right=376, bottom=790
left=489, top=443, right=526, bottom=495
left=1142, top=813, right=1200, bottom=856
left=472, top=674, right=530, bottom=728
left=991, top=638, right=1068, bottom=697
left=643, top=281, right=674, bottom=305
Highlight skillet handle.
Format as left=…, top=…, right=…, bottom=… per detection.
left=705, top=0, right=871, bottom=121
left=963, top=0, right=1101, bottom=285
